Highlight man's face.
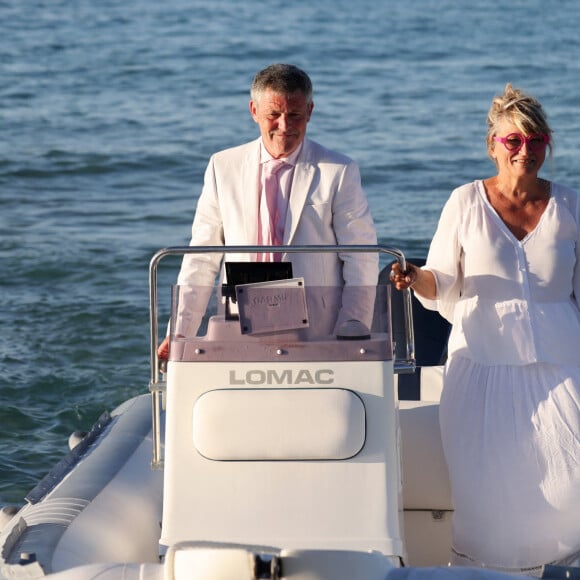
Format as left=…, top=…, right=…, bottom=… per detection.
left=250, top=88, right=313, bottom=159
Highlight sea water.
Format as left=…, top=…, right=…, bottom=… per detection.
left=1, top=0, right=580, bottom=505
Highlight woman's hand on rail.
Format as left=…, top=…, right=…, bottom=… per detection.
left=389, top=262, right=437, bottom=299
left=389, top=262, right=417, bottom=290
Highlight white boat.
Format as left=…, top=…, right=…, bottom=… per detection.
left=0, top=245, right=570, bottom=580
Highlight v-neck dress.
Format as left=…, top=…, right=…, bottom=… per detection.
left=417, top=180, right=580, bottom=571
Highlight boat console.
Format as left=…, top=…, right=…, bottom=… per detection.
left=152, top=245, right=411, bottom=577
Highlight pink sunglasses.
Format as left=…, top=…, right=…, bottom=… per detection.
left=493, top=133, right=550, bottom=153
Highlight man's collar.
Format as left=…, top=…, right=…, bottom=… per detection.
left=259, top=140, right=303, bottom=166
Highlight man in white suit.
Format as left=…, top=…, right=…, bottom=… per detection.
left=158, top=64, right=378, bottom=359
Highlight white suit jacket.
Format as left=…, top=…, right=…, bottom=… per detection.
left=175, top=137, right=378, bottom=336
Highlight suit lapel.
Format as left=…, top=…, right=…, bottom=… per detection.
left=284, top=140, right=315, bottom=244
left=241, top=139, right=262, bottom=244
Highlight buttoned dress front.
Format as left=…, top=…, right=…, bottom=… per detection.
left=418, top=180, right=580, bottom=571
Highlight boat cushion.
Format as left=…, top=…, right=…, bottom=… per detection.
left=399, top=400, right=452, bottom=510
left=193, top=388, right=365, bottom=460
left=167, top=542, right=263, bottom=580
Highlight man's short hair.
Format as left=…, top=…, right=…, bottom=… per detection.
left=251, top=63, right=313, bottom=104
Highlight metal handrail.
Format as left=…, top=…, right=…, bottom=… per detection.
left=148, top=244, right=415, bottom=469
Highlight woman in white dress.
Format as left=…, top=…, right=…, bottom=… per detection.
left=391, top=84, right=580, bottom=575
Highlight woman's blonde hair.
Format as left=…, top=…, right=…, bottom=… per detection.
left=486, top=83, right=553, bottom=159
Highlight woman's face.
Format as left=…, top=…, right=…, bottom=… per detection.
left=489, top=119, right=547, bottom=179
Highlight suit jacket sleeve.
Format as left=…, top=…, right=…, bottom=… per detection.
left=173, top=154, right=226, bottom=337
left=330, top=158, right=379, bottom=330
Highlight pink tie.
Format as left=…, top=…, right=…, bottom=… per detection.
left=259, top=159, right=286, bottom=262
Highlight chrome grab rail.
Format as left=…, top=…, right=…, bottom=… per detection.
left=148, top=244, right=415, bottom=469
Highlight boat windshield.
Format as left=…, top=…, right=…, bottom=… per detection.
left=167, top=273, right=392, bottom=363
